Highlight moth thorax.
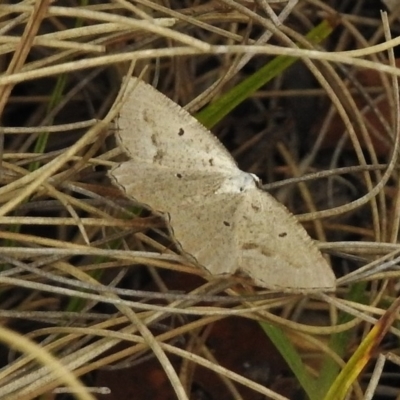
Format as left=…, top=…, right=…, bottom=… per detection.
left=216, top=171, right=259, bottom=194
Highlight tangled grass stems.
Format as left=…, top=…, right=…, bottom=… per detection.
left=1, top=1, right=400, bottom=399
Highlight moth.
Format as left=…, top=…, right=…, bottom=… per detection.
left=109, top=77, right=336, bottom=292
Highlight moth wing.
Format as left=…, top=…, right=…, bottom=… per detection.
left=168, top=195, right=242, bottom=277
left=117, top=78, right=237, bottom=172
left=110, top=161, right=241, bottom=277
left=235, top=189, right=336, bottom=292
left=110, top=161, right=238, bottom=212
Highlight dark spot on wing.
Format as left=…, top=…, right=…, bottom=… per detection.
left=143, top=110, right=151, bottom=123
left=223, top=221, right=231, bottom=227
left=151, top=134, right=157, bottom=145
left=153, top=149, right=164, bottom=162
left=242, top=242, right=272, bottom=257
left=242, top=243, right=257, bottom=250
left=176, top=173, right=183, bottom=178
left=209, top=158, right=214, bottom=166
left=278, top=232, right=287, bottom=238
left=178, top=128, right=184, bottom=136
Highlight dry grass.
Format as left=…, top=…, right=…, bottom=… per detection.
left=1, top=1, right=400, bottom=399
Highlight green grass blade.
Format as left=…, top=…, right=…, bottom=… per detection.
left=196, top=19, right=336, bottom=129
left=29, top=75, right=68, bottom=172
left=260, top=322, right=318, bottom=399
left=323, top=296, right=400, bottom=400
left=28, top=0, right=88, bottom=172
left=316, top=282, right=367, bottom=397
